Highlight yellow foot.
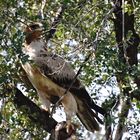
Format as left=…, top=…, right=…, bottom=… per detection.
left=55, top=121, right=77, bottom=139
left=66, top=121, right=76, bottom=135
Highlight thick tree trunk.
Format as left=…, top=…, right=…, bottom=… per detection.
left=111, top=0, right=140, bottom=140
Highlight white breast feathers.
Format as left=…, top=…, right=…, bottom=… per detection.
left=23, top=39, right=45, bottom=59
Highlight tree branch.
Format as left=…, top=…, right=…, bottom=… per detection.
left=13, top=88, right=74, bottom=140
left=13, top=88, right=57, bottom=133
left=44, top=0, right=91, bottom=42
left=114, top=98, right=131, bottom=140
left=44, top=4, right=66, bottom=42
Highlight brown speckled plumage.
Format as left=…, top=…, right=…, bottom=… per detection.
left=22, top=23, right=105, bottom=132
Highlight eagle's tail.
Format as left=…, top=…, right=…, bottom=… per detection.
left=76, top=103, right=103, bottom=132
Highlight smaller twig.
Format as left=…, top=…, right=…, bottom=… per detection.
left=105, top=95, right=120, bottom=140
left=114, top=97, right=131, bottom=140
left=45, top=4, right=66, bottom=42
left=93, top=7, right=115, bottom=51
left=38, top=0, right=47, bottom=19
left=50, top=6, right=115, bottom=116
left=4, top=10, right=29, bottom=26
left=50, top=53, right=92, bottom=115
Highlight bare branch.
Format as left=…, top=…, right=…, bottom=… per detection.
left=51, top=4, right=115, bottom=115
left=114, top=98, right=131, bottom=140
left=13, top=88, right=57, bottom=133
left=44, top=4, right=66, bottom=42
left=51, top=53, right=92, bottom=115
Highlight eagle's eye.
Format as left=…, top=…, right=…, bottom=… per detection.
left=29, top=24, right=40, bottom=30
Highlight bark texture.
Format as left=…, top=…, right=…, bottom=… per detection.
left=111, top=0, right=140, bottom=140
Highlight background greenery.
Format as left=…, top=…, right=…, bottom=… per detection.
left=0, top=0, right=140, bottom=139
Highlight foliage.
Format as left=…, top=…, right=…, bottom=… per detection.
left=0, top=0, right=140, bottom=139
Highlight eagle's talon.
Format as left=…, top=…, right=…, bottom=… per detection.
left=54, top=121, right=77, bottom=140
left=66, top=122, right=76, bottom=135
left=55, top=121, right=75, bottom=136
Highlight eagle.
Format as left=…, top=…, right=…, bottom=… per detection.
left=21, top=23, right=105, bottom=133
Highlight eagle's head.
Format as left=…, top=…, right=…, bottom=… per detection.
left=23, top=23, right=45, bottom=58
left=24, top=23, right=43, bottom=45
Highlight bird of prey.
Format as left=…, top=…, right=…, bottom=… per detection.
left=21, top=23, right=105, bottom=133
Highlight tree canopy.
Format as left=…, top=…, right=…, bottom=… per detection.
left=0, top=0, right=140, bottom=140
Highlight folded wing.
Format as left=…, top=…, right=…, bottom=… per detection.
left=33, top=51, right=105, bottom=131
